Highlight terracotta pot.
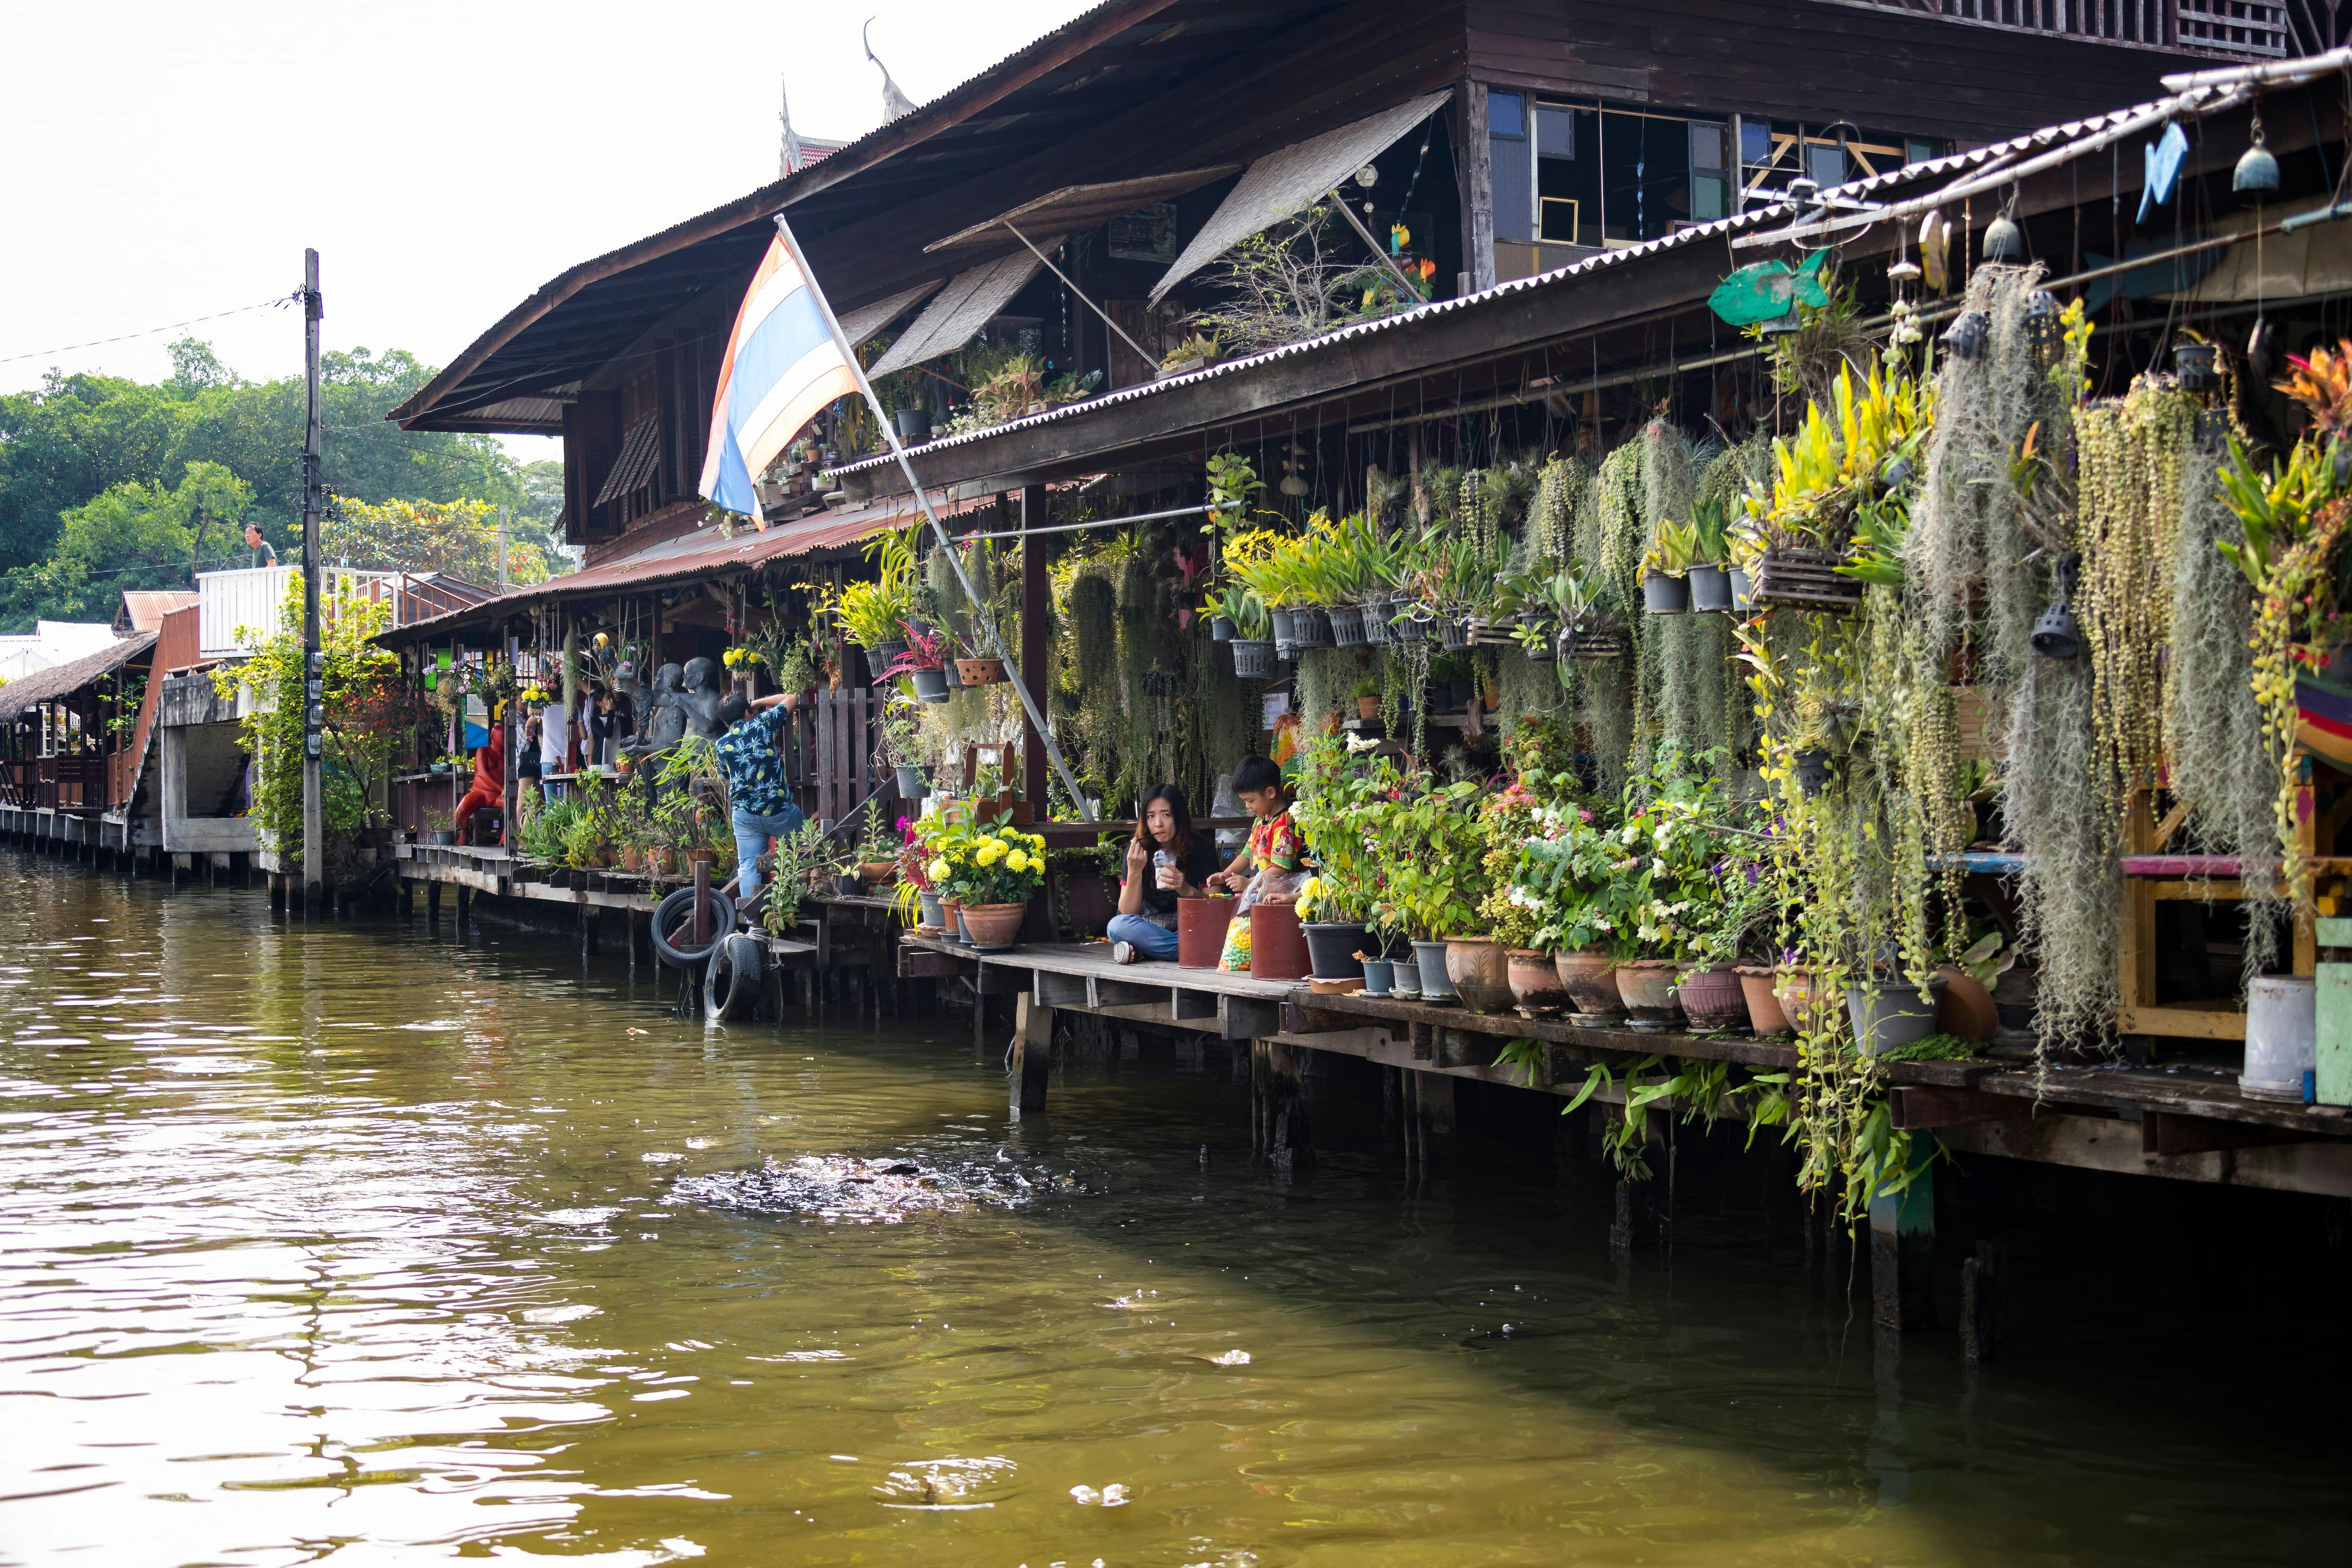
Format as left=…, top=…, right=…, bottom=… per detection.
left=1553, top=947, right=1625, bottom=1018
left=858, top=861, right=896, bottom=883
left=1935, top=964, right=1997, bottom=1043
left=955, top=657, right=1006, bottom=685
left=1249, top=902, right=1311, bottom=980
left=615, top=755, right=636, bottom=778
left=1614, top=958, right=1683, bottom=1024
left=619, top=844, right=646, bottom=873
left=939, top=898, right=964, bottom=944
left=1444, top=937, right=1513, bottom=1012
left=1177, top=895, right=1232, bottom=968
left=1676, top=963, right=1748, bottom=1031
left=1506, top=948, right=1569, bottom=1013
left=1736, top=965, right=1792, bottom=1035
left=1356, top=695, right=1382, bottom=721
left=1773, top=965, right=1832, bottom=1034
left=959, top=901, right=1028, bottom=947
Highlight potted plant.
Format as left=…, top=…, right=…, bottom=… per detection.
left=1381, top=779, right=1493, bottom=1008
left=423, top=808, right=457, bottom=847
left=880, top=623, right=951, bottom=704
left=937, top=820, right=1048, bottom=947
left=876, top=697, right=930, bottom=798
left=1351, top=676, right=1382, bottom=723
left=1639, top=518, right=1698, bottom=614
left=1686, top=500, right=1736, bottom=613
left=1847, top=962, right=1947, bottom=1056
left=1218, top=589, right=1277, bottom=678
left=954, top=653, right=1007, bottom=685
left=1289, top=732, right=1394, bottom=979
left=1518, top=809, right=1637, bottom=1021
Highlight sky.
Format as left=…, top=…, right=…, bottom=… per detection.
left=0, top=0, right=1099, bottom=455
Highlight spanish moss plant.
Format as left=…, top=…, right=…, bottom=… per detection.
left=2002, top=652, right=2119, bottom=1054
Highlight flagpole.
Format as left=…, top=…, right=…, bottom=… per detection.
left=774, top=212, right=1095, bottom=823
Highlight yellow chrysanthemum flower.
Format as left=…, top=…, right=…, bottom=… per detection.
left=927, top=857, right=950, bottom=882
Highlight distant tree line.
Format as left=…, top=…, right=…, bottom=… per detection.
left=0, top=338, right=566, bottom=629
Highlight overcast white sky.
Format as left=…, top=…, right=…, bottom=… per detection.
left=0, top=0, right=1097, bottom=454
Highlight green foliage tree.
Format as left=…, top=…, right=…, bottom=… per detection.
left=324, top=497, right=555, bottom=585
left=0, top=460, right=250, bottom=623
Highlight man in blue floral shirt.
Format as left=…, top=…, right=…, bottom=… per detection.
left=715, top=692, right=804, bottom=901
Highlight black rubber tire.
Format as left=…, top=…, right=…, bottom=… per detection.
left=705, top=931, right=766, bottom=1023
left=652, top=886, right=737, bottom=970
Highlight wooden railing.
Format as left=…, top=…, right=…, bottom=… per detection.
left=1838, top=0, right=2290, bottom=56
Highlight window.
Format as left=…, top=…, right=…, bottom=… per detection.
left=1488, top=89, right=1532, bottom=243
left=1806, top=142, right=1846, bottom=188
left=1690, top=120, right=1729, bottom=223
left=1537, top=103, right=1594, bottom=244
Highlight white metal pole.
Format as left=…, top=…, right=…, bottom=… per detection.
left=774, top=211, right=1094, bottom=820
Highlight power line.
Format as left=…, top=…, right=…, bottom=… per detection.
left=0, top=292, right=303, bottom=369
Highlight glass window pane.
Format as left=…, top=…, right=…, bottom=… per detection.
left=1906, top=137, right=1939, bottom=164
left=1689, top=121, right=1724, bottom=175
left=1740, top=119, right=1772, bottom=165
left=1692, top=175, right=1727, bottom=223
left=1488, top=89, right=1525, bottom=139
left=1536, top=104, right=1576, bottom=160
left=1806, top=143, right=1845, bottom=187
left=1491, top=133, right=1533, bottom=241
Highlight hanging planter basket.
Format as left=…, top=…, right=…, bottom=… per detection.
left=1390, top=605, right=1428, bottom=643
left=1525, top=613, right=1557, bottom=662
left=1291, top=606, right=1333, bottom=649
left=1564, top=621, right=1628, bottom=661
left=1751, top=546, right=1862, bottom=613
left=867, top=638, right=909, bottom=669
left=1269, top=606, right=1298, bottom=658
left=955, top=657, right=1006, bottom=686
left=1438, top=615, right=1473, bottom=652
left=1211, top=615, right=1235, bottom=643
left=894, top=764, right=929, bottom=798
left=1641, top=573, right=1691, bottom=614
left=1231, top=638, right=1276, bottom=678
left=1327, top=604, right=1367, bottom=647
left=1687, top=564, right=1734, bottom=613
left=1359, top=596, right=1392, bottom=645
left=1792, top=748, right=1834, bottom=796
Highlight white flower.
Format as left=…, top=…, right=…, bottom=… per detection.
left=1652, top=857, right=1667, bottom=876
left=1621, top=824, right=1639, bottom=845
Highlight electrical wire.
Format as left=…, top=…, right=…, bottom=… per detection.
left=0, top=292, right=302, bottom=368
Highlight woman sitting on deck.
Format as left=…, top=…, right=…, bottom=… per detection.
left=1108, top=785, right=1223, bottom=964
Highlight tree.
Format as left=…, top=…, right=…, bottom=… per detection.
left=0, top=460, right=249, bottom=626
left=324, top=497, right=554, bottom=586
left=0, top=371, right=190, bottom=573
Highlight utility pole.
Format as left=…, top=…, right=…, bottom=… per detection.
left=497, top=504, right=509, bottom=590
left=300, top=249, right=325, bottom=918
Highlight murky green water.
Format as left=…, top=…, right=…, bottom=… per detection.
left=0, top=853, right=2339, bottom=1566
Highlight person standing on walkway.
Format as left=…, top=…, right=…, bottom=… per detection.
left=714, top=690, right=804, bottom=905
left=1108, top=785, right=1221, bottom=964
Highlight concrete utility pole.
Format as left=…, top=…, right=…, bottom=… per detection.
left=300, top=249, right=325, bottom=918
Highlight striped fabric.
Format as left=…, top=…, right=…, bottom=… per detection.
left=699, top=232, right=860, bottom=517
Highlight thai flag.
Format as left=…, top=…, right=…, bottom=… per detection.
left=699, top=231, right=861, bottom=517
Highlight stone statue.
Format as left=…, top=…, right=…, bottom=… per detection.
left=678, top=656, right=724, bottom=739
left=631, top=662, right=689, bottom=754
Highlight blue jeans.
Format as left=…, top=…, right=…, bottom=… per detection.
left=1106, top=911, right=1179, bottom=960
left=731, top=802, right=807, bottom=899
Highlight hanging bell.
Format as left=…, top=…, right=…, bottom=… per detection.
left=2235, top=114, right=2280, bottom=195
left=1982, top=212, right=2024, bottom=263
left=2031, top=554, right=2082, bottom=660
left=1942, top=309, right=1990, bottom=362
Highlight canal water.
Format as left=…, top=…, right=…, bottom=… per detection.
left=0, top=852, right=2339, bottom=1567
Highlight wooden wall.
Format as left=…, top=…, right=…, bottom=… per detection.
left=1465, top=0, right=2181, bottom=143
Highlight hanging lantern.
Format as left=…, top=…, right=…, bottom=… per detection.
left=2031, top=555, right=2082, bottom=660
left=2235, top=111, right=2280, bottom=195
left=1982, top=211, right=2024, bottom=263
left=1942, top=309, right=1990, bottom=362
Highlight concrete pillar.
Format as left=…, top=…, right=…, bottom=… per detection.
left=1869, top=1166, right=1936, bottom=1332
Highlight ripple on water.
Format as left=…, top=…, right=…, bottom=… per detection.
left=669, top=1152, right=1098, bottom=1225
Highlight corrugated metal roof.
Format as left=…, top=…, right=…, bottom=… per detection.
left=1, top=633, right=156, bottom=714
left=117, top=591, right=199, bottom=633
left=828, top=87, right=2225, bottom=480
left=382, top=491, right=996, bottom=642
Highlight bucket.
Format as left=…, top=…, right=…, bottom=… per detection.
left=1250, top=903, right=1311, bottom=981
left=1178, top=895, right=1232, bottom=969
left=2242, top=974, right=2316, bottom=1100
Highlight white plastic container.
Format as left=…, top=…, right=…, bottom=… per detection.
left=2241, top=975, right=2316, bottom=1101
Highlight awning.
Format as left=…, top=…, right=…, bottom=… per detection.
left=379, top=491, right=998, bottom=643
left=922, top=167, right=1240, bottom=257
left=2165, top=195, right=2352, bottom=302
left=1150, top=91, right=1449, bottom=304
left=840, top=279, right=947, bottom=349
left=868, top=246, right=1060, bottom=376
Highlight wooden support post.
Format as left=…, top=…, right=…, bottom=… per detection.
left=1010, top=991, right=1052, bottom=1119
left=1251, top=1041, right=1312, bottom=1180
left=1019, top=483, right=1055, bottom=942
left=1455, top=77, right=1494, bottom=294
left=1959, top=1239, right=2007, bottom=1363
left=1868, top=1163, right=1935, bottom=1332
left=427, top=880, right=441, bottom=924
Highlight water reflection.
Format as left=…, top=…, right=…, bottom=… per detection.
left=0, top=852, right=2338, bottom=1566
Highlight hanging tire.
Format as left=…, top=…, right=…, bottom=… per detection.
left=705, top=931, right=765, bottom=1022
left=652, top=885, right=737, bottom=969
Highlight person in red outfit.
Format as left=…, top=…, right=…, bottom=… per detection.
left=453, top=723, right=506, bottom=838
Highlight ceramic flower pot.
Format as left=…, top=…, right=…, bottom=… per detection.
left=1507, top=948, right=1569, bottom=1013
left=1614, top=958, right=1683, bottom=1026
left=939, top=899, right=965, bottom=944
left=955, top=657, right=1006, bottom=685
left=1935, top=964, right=1997, bottom=1043
left=959, top=901, right=1028, bottom=947
left=1411, top=939, right=1457, bottom=1002
left=1356, top=696, right=1382, bottom=721
left=1736, top=965, right=1792, bottom=1035
left=1641, top=573, right=1690, bottom=614
left=1676, top=963, right=1749, bottom=1031
left=1444, top=937, right=1513, bottom=1012
left=1773, top=965, right=1832, bottom=1034
left=858, top=861, right=896, bottom=883
left=1553, top=947, right=1625, bottom=1018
